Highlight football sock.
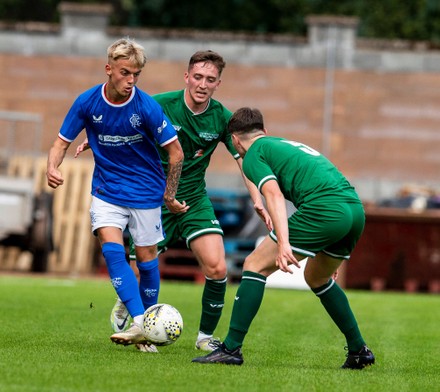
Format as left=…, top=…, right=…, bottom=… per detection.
left=199, top=276, right=227, bottom=335
left=102, top=242, right=144, bottom=318
left=137, top=258, right=160, bottom=311
left=133, top=315, right=144, bottom=326
left=197, top=331, right=212, bottom=341
left=312, top=278, right=365, bottom=352
left=224, top=271, right=266, bottom=351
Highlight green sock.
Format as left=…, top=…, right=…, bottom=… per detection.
left=224, top=271, right=266, bottom=351
left=199, top=276, right=227, bottom=335
left=312, top=279, right=365, bottom=352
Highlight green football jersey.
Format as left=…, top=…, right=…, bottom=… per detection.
left=243, top=136, right=360, bottom=207
left=154, top=90, right=238, bottom=201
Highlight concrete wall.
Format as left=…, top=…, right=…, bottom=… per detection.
left=1, top=3, right=440, bottom=202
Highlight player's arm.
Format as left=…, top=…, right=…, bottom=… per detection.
left=47, top=137, right=71, bottom=189
left=236, top=158, right=273, bottom=231
left=161, top=139, right=189, bottom=214
left=260, top=179, right=300, bottom=274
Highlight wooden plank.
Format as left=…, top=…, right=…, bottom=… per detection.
left=0, top=155, right=95, bottom=274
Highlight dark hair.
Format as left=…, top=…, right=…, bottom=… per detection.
left=228, top=107, right=264, bottom=135
left=188, top=50, right=226, bottom=76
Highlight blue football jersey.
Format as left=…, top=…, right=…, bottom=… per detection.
left=59, top=84, right=177, bottom=208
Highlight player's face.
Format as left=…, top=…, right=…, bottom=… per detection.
left=105, top=59, right=142, bottom=103
left=184, top=61, right=221, bottom=112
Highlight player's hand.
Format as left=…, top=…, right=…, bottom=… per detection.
left=254, top=203, right=273, bottom=231
left=276, top=242, right=300, bottom=274
left=46, top=168, right=64, bottom=189
left=164, top=198, right=189, bottom=214
left=74, top=140, right=90, bottom=158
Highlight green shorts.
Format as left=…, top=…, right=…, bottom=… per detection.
left=269, top=201, right=365, bottom=260
left=129, top=195, right=223, bottom=260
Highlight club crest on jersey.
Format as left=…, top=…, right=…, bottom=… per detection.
left=192, top=149, right=204, bottom=158
left=93, top=114, right=103, bottom=123
left=129, top=113, right=142, bottom=129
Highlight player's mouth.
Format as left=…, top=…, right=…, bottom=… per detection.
left=195, top=90, right=207, bottom=99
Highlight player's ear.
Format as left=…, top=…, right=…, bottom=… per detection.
left=105, top=63, right=111, bottom=76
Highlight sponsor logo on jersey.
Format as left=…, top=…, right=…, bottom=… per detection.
left=173, top=125, right=182, bottom=132
left=93, top=114, right=103, bottom=123
left=98, top=133, right=143, bottom=145
left=192, top=149, right=204, bottom=158
left=199, top=131, right=219, bottom=141
left=211, top=219, right=220, bottom=225
left=129, top=113, right=142, bottom=129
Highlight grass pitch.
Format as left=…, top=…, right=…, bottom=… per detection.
left=0, top=274, right=438, bottom=392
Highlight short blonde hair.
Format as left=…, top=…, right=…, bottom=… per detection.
left=107, top=38, right=147, bottom=68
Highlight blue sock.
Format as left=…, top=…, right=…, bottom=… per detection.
left=102, top=242, right=144, bottom=319
left=137, top=258, right=160, bottom=310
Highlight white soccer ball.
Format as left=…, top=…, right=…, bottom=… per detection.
left=143, top=303, right=183, bottom=346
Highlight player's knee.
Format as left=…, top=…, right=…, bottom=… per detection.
left=304, top=271, right=329, bottom=289
left=205, top=262, right=227, bottom=279
left=242, top=254, right=263, bottom=274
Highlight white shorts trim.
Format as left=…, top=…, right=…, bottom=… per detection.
left=90, top=196, right=164, bottom=246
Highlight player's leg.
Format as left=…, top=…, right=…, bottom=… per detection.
left=178, top=196, right=227, bottom=351
left=90, top=197, right=145, bottom=331
left=129, top=207, right=164, bottom=314
left=193, top=234, right=285, bottom=365
left=303, top=201, right=374, bottom=369
left=222, top=235, right=279, bottom=350
left=111, top=233, right=159, bottom=352
left=109, top=235, right=137, bottom=333
left=190, top=233, right=227, bottom=351
left=134, top=244, right=160, bottom=309
left=305, top=253, right=374, bottom=368
left=305, top=253, right=363, bottom=348
left=97, top=226, right=148, bottom=345
left=109, top=206, right=164, bottom=348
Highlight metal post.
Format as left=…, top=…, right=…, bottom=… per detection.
left=322, top=26, right=336, bottom=158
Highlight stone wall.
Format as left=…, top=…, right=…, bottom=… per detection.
left=1, top=3, right=440, bottom=201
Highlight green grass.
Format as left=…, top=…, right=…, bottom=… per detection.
left=0, top=275, right=438, bottom=392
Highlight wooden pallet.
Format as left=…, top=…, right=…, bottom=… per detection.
left=0, top=155, right=96, bottom=274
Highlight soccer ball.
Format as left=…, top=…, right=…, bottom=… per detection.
left=143, top=303, right=183, bottom=346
